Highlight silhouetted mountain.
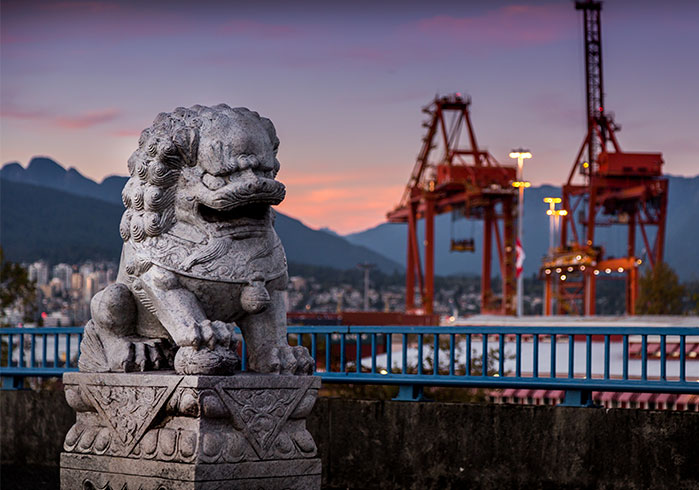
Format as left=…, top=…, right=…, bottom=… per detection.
left=1, top=157, right=126, bottom=205
left=1, top=180, right=124, bottom=264
left=346, top=176, right=699, bottom=281
left=318, top=227, right=341, bottom=237
left=0, top=159, right=400, bottom=272
left=274, top=215, right=399, bottom=271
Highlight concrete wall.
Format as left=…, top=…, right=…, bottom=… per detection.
left=309, top=398, right=699, bottom=489
left=1, top=389, right=75, bottom=467
left=2, top=391, right=698, bottom=489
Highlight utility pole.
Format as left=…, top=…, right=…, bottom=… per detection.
left=357, top=263, right=375, bottom=311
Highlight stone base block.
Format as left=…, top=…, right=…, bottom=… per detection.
left=60, top=372, right=321, bottom=489
left=60, top=453, right=320, bottom=489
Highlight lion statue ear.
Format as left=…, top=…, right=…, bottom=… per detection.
left=173, top=127, right=199, bottom=167
left=258, top=117, right=280, bottom=156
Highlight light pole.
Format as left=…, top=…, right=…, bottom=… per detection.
left=509, top=149, right=532, bottom=317
left=543, top=198, right=567, bottom=315
left=543, top=197, right=565, bottom=252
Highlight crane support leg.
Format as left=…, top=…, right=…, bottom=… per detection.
left=406, top=211, right=415, bottom=312
left=481, top=205, right=493, bottom=312
left=425, top=199, right=435, bottom=315
left=585, top=272, right=596, bottom=315
left=626, top=211, right=636, bottom=315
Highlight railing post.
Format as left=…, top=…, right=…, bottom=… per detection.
left=393, top=384, right=429, bottom=402
left=2, top=376, right=24, bottom=390
left=560, top=389, right=599, bottom=407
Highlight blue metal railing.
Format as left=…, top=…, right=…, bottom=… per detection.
left=0, top=327, right=83, bottom=388
left=2, top=325, right=698, bottom=404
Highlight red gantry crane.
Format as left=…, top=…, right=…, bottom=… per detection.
left=541, top=0, right=668, bottom=315
left=387, top=94, right=517, bottom=315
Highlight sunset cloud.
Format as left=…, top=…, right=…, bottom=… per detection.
left=219, top=19, right=300, bottom=39
left=39, top=1, right=119, bottom=13
left=55, top=109, right=121, bottom=129
left=1, top=103, right=121, bottom=130
left=278, top=183, right=404, bottom=234
left=112, top=129, right=143, bottom=138
left=414, top=4, right=574, bottom=47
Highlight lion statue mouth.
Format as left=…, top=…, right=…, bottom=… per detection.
left=198, top=201, right=269, bottom=224
left=195, top=171, right=286, bottom=234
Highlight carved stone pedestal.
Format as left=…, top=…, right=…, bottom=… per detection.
left=60, top=372, right=321, bottom=489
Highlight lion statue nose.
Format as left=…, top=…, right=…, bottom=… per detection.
left=202, top=173, right=226, bottom=190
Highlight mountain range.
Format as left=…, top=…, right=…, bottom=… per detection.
left=1, top=157, right=697, bottom=281
left=0, top=157, right=401, bottom=272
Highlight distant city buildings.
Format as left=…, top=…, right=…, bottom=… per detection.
left=28, top=261, right=50, bottom=286
left=2, top=260, right=118, bottom=327
left=4, top=260, right=549, bottom=327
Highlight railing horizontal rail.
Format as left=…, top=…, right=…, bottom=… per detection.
left=286, top=325, right=699, bottom=336
left=2, top=325, right=698, bottom=402
left=318, top=373, right=698, bottom=394
left=0, top=327, right=85, bottom=335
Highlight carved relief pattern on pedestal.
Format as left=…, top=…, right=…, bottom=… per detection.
left=63, top=376, right=318, bottom=464
left=71, top=377, right=182, bottom=456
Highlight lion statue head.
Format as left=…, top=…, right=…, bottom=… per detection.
left=120, top=104, right=285, bottom=244
left=118, top=104, right=288, bottom=282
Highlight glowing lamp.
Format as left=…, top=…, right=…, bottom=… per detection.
left=509, top=150, right=532, bottom=160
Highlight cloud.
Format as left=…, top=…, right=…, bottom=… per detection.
left=39, top=1, right=119, bottom=13
left=278, top=182, right=405, bottom=234
left=0, top=106, right=49, bottom=120
left=413, top=4, right=574, bottom=47
left=1, top=103, right=121, bottom=130
left=219, top=19, right=300, bottom=39
left=55, top=109, right=121, bottom=129
left=112, top=129, right=143, bottom=138
left=280, top=171, right=368, bottom=188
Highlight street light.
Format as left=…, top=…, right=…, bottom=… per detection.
left=544, top=197, right=561, bottom=252
left=509, top=148, right=532, bottom=318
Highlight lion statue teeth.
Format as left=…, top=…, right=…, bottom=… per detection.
left=78, top=104, right=314, bottom=376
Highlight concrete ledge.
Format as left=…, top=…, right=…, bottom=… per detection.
left=3, top=390, right=699, bottom=489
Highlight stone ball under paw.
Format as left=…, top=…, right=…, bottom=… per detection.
left=174, top=346, right=240, bottom=375
left=90, top=283, right=137, bottom=336
left=240, top=283, right=271, bottom=314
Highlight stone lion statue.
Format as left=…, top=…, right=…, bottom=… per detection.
left=79, top=104, right=314, bottom=376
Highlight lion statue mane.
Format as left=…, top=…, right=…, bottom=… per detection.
left=78, top=104, right=313, bottom=376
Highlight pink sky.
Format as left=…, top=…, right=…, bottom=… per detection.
left=2, top=0, right=698, bottom=234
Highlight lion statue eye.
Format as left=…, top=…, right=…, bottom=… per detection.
left=202, top=173, right=226, bottom=190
